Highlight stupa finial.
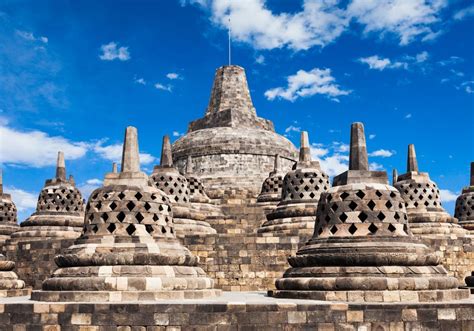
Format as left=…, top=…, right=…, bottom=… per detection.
left=407, top=144, right=419, bottom=173
left=160, top=135, right=173, bottom=167
left=56, top=151, right=66, bottom=180
left=68, top=175, right=75, bottom=186
left=392, top=168, right=398, bottom=185
left=274, top=154, right=280, bottom=172
left=349, top=122, right=369, bottom=171
left=186, top=155, right=193, bottom=174
left=470, top=162, right=474, bottom=186
left=112, top=162, right=118, bottom=173
left=299, top=131, right=311, bottom=162
left=121, top=126, right=140, bottom=173
left=0, top=169, right=3, bottom=194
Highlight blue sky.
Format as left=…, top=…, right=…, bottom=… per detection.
left=0, top=0, right=472, bottom=221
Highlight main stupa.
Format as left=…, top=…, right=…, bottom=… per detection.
left=172, top=65, right=298, bottom=196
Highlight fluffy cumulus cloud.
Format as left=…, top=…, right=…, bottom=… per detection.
left=78, top=178, right=103, bottom=199
left=99, top=42, right=130, bottom=61
left=4, top=186, right=37, bottom=212
left=309, top=142, right=349, bottom=177
left=347, top=0, right=446, bottom=45
left=439, top=189, right=457, bottom=202
left=0, top=123, right=88, bottom=167
left=93, top=142, right=156, bottom=165
left=186, top=0, right=448, bottom=50
left=265, top=68, right=350, bottom=102
left=166, top=73, right=181, bottom=80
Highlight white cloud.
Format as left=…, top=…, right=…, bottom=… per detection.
left=368, top=149, right=395, bottom=157
left=16, top=30, right=48, bottom=43
left=255, top=55, right=265, bottom=64
left=348, top=0, right=447, bottom=45
left=358, top=52, right=428, bottom=71
left=93, top=142, right=156, bottom=165
left=5, top=186, right=37, bottom=212
left=438, top=56, right=464, bottom=66
left=369, top=134, right=376, bottom=139
left=369, top=162, right=384, bottom=171
left=0, top=124, right=88, bottom=167
left=154, top=83, right=172, bottom=92
left=359, top=55, right=392, bottom=70
left=78, top=179, right=103, bottom=200
left=99, top=42, right=130, bottom=61
left=134, top=77, right=146, bottom=85
left=310, top=142, right=349, bottom=177
left=310, top=143, right=329, bottom=159
left=454, top=4, right=474, bottom=20
left=265, top=68, right=350, bottom=102
left=405, top=113, right=412, bottom=119
left=415, top=51, right=429, bottom=63
left=188, top=0, right=447, bottom=50
left=194, top=0, right=349, bottom=50
left=172, top=131, right=183, bottom=137
left=439, top=189, right=457, bottom=202
left=166, top=73, right=181, bottom=80
left=284, top=125, right=301, bottom=134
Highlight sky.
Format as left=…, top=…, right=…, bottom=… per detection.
left=0, top=0, right=473, bottom=221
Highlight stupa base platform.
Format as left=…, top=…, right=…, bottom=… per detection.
left=1, top=291, right=473, bottom=330
left=269, top=289, right=470, bottom=302
left=0, top=288, right=31, bottom=298
left=31, top=289, right=222, bottom=302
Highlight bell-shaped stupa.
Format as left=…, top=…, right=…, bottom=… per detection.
left=0, top=254, right=29, bottom=298
left=270, top=123, right=468, bottom=302
left=455, top=162, right=474, bottom=231
left=32, top=127, right=219, bottom=302
left=394, top=144, right=467, bottom=235
left=258, top=132, right=330, bottom=236
left=256, top=154, right=287, bottom=210
left=172, top=65, right=298, bottom=197
left=10, top=152, right=84, bottom=242
left=150, top=136, right=216, bottom=237
left=0, top=170, right=19, bottom=244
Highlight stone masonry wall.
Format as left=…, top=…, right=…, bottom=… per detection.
left=3, top=238, right=76, bottom=289
left=0, top=300, right=473, bottom=330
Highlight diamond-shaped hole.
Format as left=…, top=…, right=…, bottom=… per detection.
left=375, top=191, right=382, bottom=198
left=135, top=192, right=143, bottom=201
left=348, top=201, right=358, bottom=211
left=368, top=223, right=378, bottom=234
left=385, top=201, right=393, bottom=209
left=331, top=203, right=338, bottom=212
left=117, top=212, right=126, bottom=222
left=126, top=201, right=135, bottom=211
left=339, top=212, right=348, bottom=223
left=388, top=223, right=396, bottom=232
left=367, top=200, right=376, bottom=210
left=100, top=213, right=109, bottom=222
left=136, top=212, right=144, bottom=223
left=145, top=224, right=154, bottom=234
left=349, top=223, right=357, bottom=235
left=377, top=212, right=386, bottom=221
left=109, top=201, right=117, bottom=210
left=340, top=192, right=350, bottom=200
left=330, top=225, right=338, bottom=234
left=118, top=192, right=126, bottom=200
left=126, top=224, right=136, bottom=235
left=358, top=211, right=368, bottom=222
left=144, top=202, right=152, bottom=211
left=356, top=190, right=366, bottom=199
left=107, top=223, right=116, bottom=233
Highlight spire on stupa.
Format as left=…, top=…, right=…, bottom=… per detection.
left=407, top=144, right=419, bottom=173
left=160, top=135, right=173, bottom=168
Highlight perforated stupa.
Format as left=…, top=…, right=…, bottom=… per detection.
left=172, top=65, right=297, bottom=196
left=270, top=122, right=468, bottom=302
left=394, top=144, right=467, bottom=235
left=32, top=127, right=220, bottom=302
left=258, top=132, right=330, bottom=236
left=0, top=170, right=19, bottom=244
left=10, top=152, right=84, bottom=242
left=257, top=154, right=286, bottom=207
left=455, top=162, right=474, bottom=231
left=150, top=136, right=216, bottom=237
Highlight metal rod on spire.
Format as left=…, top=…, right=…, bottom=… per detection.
left=228, top=16, right=231, bottom=65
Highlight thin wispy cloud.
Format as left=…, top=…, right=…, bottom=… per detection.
left=99, top=42, right=130, bottom=61
left=134, top=77, right=146, bottom=85
left=16, top=30, right=48, bottom=43
left=154, top=83, right=172, bottom=92
left=454, top=4, right=474, bottom=20
left=166, top=73, right=181, bottom=80
left=265, top=68, right=350, bottom=102
left=368, top=149, right=395, bottom=157
left=93, top=142, right=156, bottom=165
left=358, top=52, right=429, bottom=71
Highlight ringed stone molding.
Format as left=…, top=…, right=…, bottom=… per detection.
left=455, top=162, right=474, bottom=231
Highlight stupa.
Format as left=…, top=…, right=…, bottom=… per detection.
left=10, top=152, right=84, bottom=242
left=258, top=132, right=330, bottom=236
left=172, top=65, right=298, bottom=197
left=0, top=254, right=29, bottom=298
left=394, top=144, right=467, bottom=235
left=150, top=136, right=216, bottom=237
left=0, top=170, right=19, bottom=244
left=270, top=123, right=468, bottom=302
left=32, top=127, right=219, bottom=302
left=256, top=154, right=287, bottom=212
left=455, top=162, right=474, bottom=231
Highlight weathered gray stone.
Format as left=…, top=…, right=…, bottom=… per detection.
left=0, top=170, right=19, bottom=244
left=455, top=162, right=474, bottom=231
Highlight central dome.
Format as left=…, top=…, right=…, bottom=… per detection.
left=172, top=65, right=298, bottom=195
